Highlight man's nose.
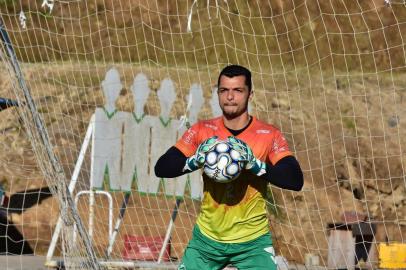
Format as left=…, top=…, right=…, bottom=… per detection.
left=227, top=91, right=234, bottom=100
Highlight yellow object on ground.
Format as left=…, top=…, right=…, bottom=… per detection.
left=379, top=243, right=406, bottom=268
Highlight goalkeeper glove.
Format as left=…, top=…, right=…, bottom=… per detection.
left=228, top=136, right=267, bottom=176
left=183, top=136, right=218, bottom=172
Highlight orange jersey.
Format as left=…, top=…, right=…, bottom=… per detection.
left=175, top=116, right=292, bottom=243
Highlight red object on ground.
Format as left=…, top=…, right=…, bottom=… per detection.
left=122, top=235, right=170, bottom=261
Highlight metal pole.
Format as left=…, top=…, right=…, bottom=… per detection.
left=106, top=192, right=131, bottom=257
left=46, top=116, right=94, bottom=261
left=157, top=198, right=182, bottom=263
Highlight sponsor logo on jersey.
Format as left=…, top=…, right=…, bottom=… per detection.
left=205, top=123, right=218, bottom=130
left=183, top=129, right=197, bottom=144
left=256, top=129, right=270, bottom=134
left=272, top=141, right=286, bottom=153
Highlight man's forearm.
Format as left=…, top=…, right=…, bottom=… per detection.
left=262, top=156, right=304, bottom=191
left=154, top=146, right=189, bottom=178
left=155, top=148, right=304, bottom=191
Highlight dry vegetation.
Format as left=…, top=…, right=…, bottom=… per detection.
left=1, top=0, right=406, bottom=71
left=0, top=0, right=406, bottom=265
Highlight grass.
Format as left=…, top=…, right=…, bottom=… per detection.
left=0, top=0, right=15, bottom=7
left=1, top=0, right=405, bottom=72
left=343, top=118, right=356, bottom=133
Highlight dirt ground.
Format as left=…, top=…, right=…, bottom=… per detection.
left=0, top=256, right=48, bottom=270
left=0, top=62, right=405, bottom=267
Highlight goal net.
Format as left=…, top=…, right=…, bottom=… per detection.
left=0, top=0, right=405, bottom=269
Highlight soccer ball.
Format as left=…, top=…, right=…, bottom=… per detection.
left=203, top=141, right=243, bottom=183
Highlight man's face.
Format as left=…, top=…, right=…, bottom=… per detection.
left=218, top=75, right=251, bottom=119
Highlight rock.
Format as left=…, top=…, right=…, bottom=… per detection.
left=388, top=115, right=399, bottom=127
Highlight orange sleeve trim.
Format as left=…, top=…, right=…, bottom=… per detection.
left=270, top=151, right=293, bottom=165
left=174, top=141, right=195, bottom=157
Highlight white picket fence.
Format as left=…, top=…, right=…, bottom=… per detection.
left=90, top=68, right=224, bottom=199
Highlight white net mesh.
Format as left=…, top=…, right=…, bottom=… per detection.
left=0, top=0, right=405, bottom=269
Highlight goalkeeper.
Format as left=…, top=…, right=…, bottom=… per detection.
left=155, top=65, right=303, bottom=270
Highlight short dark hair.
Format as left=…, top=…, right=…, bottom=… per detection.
left=218, top=65, right=252, bottom=92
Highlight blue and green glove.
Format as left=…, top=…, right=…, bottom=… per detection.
left=183, top=136, right=219, bottom=172
left=228, top=136, right=267, bottom=176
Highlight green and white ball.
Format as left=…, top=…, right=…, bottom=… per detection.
left=203, top=141, right=243, bottom=183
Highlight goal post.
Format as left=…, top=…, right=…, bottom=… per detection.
left=0, top=17, right=101, bottom=269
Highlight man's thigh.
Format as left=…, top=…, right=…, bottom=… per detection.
left=229, top=234, right=277, bottom=270
left=178, top=226, right=229, bottom=270
left=178, top=246, right=228, bottom=270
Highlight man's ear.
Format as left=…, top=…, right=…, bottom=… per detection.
left=249, top=90, right=254, bottom=101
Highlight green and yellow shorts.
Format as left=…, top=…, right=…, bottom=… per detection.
left=178, top=225, right=277, bottom=270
